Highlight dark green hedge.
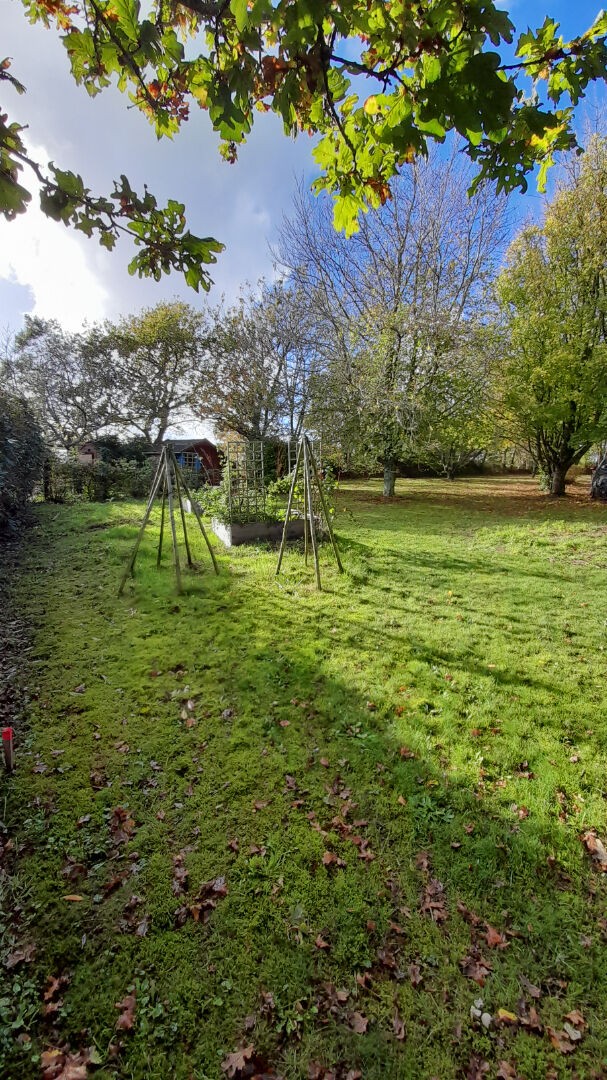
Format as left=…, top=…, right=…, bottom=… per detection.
left=0, top=391, right=45, bottom=531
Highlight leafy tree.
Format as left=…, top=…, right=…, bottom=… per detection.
left=2, top=2, right=607, bottom=284
left=193, top=283, right=317, bottom=440
left=278, top=148, right=508, bottom=494
left=497, top=136, right=607, bottom=496
left=84, top=301, right=207, bottom=448
left=4, top=317, right=110, bottom=448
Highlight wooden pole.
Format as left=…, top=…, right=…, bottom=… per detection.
left=156, top=472, right=167, bottom=568
left=304, top=436, right=322, bottom=590
left=118, top=452, right=165, bottom=595
left=307, top=438, right=344, bottom=574
left=303, top=437, right=309, bottom=566
left=164, top=448, right=183, bottom=594
left=174, top=461, right=194, bottom=568
left=276, top=437, right=303, bottom=576
left=171, top=451, right=219, bottom=575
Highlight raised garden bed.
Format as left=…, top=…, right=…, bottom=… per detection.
left=211, top=517, right=306, bottom=547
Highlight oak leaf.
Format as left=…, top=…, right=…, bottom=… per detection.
left=220, top=1044, right=254, bottom=1077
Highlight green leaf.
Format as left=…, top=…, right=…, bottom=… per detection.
left=230, top=0, right=249, bottom=32
left=0, top=172, right=30, bottom=215
left=108, top=0, right=141, bottom=42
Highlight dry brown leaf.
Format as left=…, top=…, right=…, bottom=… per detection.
left=460, top=950, right=492, bottom=986
left=315, top=934, right=330, bottom=950
left=581, top=830, right=607, bottom=871
left=392, top=1010, right=406, bottom=1040
left=564, top=1009, right=586, bottom=1030
left=408, top=963, right=423, bottom=988
left=547, top=1027, right=577, bottom=1054
left=115, top=992, right=136, bottom=1031
left=485, top=924, right=509, bottom=949
left=350, top=1011, right=368, bottom=1034
left=62, top=895, right=84, bottom=902
left=220, top=1044, right=254, bottom=1078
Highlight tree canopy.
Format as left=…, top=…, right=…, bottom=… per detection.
left=497, top=135, right=607, bottom=495
left=2, top=0, right=607, bottom=286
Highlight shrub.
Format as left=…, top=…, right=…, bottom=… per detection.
left=0, top=391, right=45, bottom=531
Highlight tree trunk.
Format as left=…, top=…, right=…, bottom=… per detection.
left=549, top=464, right=568, bottom=496
left=591, top=455, right=607, bottom=500
left=383, top=459, right=397, bottom=497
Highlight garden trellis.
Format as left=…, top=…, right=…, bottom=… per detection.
left=276, top=434, right=343, bottom=590
left=118, top=443, right=219, bottom=596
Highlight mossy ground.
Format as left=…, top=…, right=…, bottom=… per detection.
left=2, top=477, right=607, bottom=1079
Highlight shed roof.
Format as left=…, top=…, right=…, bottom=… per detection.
left=165, top=438, right=217, bottom=453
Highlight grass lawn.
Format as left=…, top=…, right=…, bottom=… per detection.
left=2, top=476, right=607, bottom=1079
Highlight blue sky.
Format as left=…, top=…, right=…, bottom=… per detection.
left=0, top=0, right=605, bottom=335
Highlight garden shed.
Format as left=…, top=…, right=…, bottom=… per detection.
left=167, top=438, right=222, bottom=484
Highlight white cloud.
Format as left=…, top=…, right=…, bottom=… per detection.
left=0, top=145, right=108, bottom=330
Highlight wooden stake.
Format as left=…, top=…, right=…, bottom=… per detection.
left=2, top=727, right=14, bottom=772
left=157, top=473, right=167, bottom=568
left=173, top=461, right=194, bottom=568
left=307, top=437, right=344, bottom=573
left=171, top=451, right=219, bottom=575
left=164, top=448, right=183, bottom=594
left=118, top=453, right=165, bottom=595
left=303, top=438, right=309, bottom=566
left=276, top=437, right=303, bottom=576
left=304, top=437, right=322, bottom=590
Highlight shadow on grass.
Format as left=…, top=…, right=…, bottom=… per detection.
left=2, top=502, right=606, bottom=1079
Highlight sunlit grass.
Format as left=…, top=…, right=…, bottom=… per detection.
left=2, top=476, right=607, bottom=1078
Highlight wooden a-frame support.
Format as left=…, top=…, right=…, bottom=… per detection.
left=276, top=434, right=343, bottom=591
left=118, top=445, right=219, bottom=596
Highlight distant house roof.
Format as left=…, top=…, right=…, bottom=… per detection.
left=165, top=438, right=217, bottom=453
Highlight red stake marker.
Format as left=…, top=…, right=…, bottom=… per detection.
left=2, top=727, right=14, bottom=772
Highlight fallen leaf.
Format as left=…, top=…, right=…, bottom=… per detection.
left=392, top=1010, right=406, bottom=1040
left=420, top=878, right=447, bottom=924
left=221, top=1044, right=254, bottom=1078
left=460, top=950, right=492, bottom=986
left=496, top=1009, right=518, bottom=1025
left=253, top=800, right=269, bottom=811
left=564, top=1009, right=586, bottom=1030
left=315, top=935, right=330, bottom=950
left=319, top=757, right=330, bottom=767
left=350, top=1011, right=368, bottom=1034
left=5, top=942, right=36, bottom=969
left=399, top=746, right=416, bottom=759
left=581, top=830, right=607, bottom=871
left=466, top=1056, right=490, bottom=1079
left=496, top=1064, right=518, bottom=1080
left=115, top=992, right=136, bottom=1031
left=519, top=974, right=541, bottom=998
left=408, top=963, right=423, bottom=987
left=547, top=1027, right=577, bottom=1054
left=397, top=795, right=407, bottom=806
left=172, top=853, right=188, bottom=896
left=485, top=924, right=509, bottom=949
left=62, top=895, right=84, bottom=902
left=455, top=902, right=479, bottom=928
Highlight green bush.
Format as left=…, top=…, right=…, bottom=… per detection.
left=43, top=457, right=210, bottom=503
left=0, top=391, right=45, bottom=531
